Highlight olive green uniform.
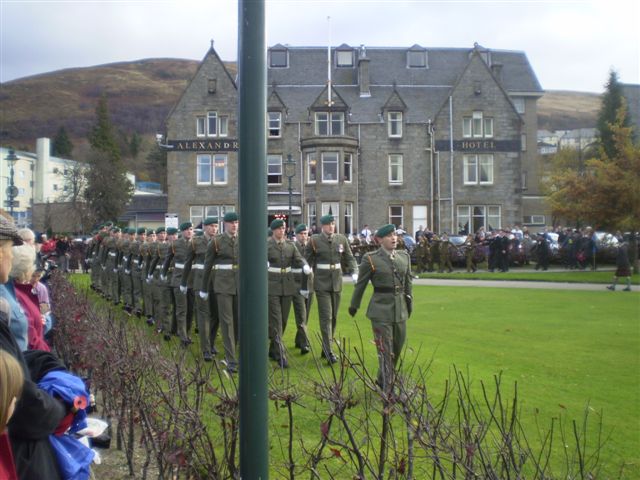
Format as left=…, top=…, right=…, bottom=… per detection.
left=304, top=232, right=357, bottom=359
left=350, top=247, right=413, bottom=388
left=292, top=240, right=313, bottom=351
left=119, top=236, right=133, bottom=310
left=140, top=239, right=155, bottom=321
left=149, top=241, right=174, bottom=335
left=162, top=237, right=195, bottom=344
left=130, top=236, right=144, bottom=315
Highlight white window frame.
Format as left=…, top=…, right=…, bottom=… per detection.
left=389, top=205, right=403, bottom=228
left=343, top=153, right=352, bottom=183
left=190, top=206, right=204, bottom=226
left=344, top=202, right=354, bottom=235
left=330, top=112, right=344, bottom=136
left=388, top=154, right=403, bottom=184
left=472, top=112, right=483, bottom=138
left=197, top=154, right=212, bottom=185
left=267, top=154, right=283, bottom=185
left=388, top=112, right=403, bottom=138
left=268, top=112, right=282, bottom=138
left=464, top=154, right=494, bottom=185
left=307, top=202, right=317, bottom=230
left=218, top=115, right=229, bottom=137
left=196, top=116, right=206, bottom=137
left=307, top=152, right=317, bottom=184
left=463, top=155, right=478, bottom=184
left=315, top=112, right=328, bottom=136
left=523, top=215, right=545, bottom=225
left=322, top=202, right=340, bottom=231
left=316, top=112, right=344, bottom=136
left=521, top=133, right=527, bottom=152
left=321, top=152, right=339, bottom=183
left=457, top=205, right=502, bottom=233
left=487, top=206, right=501, bottom=230
left=479, top=155, right=494, bottom=184
left=269, top=49, right=288, bottom=68
left=213, top=154, right=228, bottom=185
left=207, top=112, right=218, bottom=137
left=336, top=50, right=354, bottom=67
left=512, top=97, right=525, bottom=114
left=483, top=117, right=493, bottom=138
left=407, top=50, right=427, bottom=68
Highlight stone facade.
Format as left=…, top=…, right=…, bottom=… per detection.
left=165, top=43, right=544, bottom=235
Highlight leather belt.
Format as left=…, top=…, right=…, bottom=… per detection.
left=316, top=263, right=341, bottom=270
left=268, top=267, right=291, bottom=273
left=374, top=286, right=402, bottom=295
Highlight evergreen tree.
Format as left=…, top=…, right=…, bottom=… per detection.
left=597, top=70, right=630, bottom=159
left=52, top=126, right=74, bottom=157
left=145, top=143, right=168, bottom=191
left=88, top=95, right=121, bottom=160
left=129, top=132, right=142, bottom=159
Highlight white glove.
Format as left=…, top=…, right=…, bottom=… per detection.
left=199, top=291, right=209, bottom=300
left=179, top=285, right=188, bottom=294
left=160, top=274, right=166, bottom=282
left=124, top=269, right=130, bottom=274
left=145, top=278, right=151, bottom=284
left=303, top=264, right=312, bottom=275
left=113, top=268, right=118, bottom=273
left=147, top=274, right=153, bottom=281
left=299, top=289, right=309, bottom=299
left=351, top=274, right=358, bottom=284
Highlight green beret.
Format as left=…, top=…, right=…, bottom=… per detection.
left=179, top=222, right=192, bottom=231
left=104, top=221, right=114, bottom=228
left=320, top=214, right=334, bottom=225
left=137, top=227, right=146, bottom=234
left=194, top=229, right=204, bottom=237
left=270, top=219, right=285, bottom=230
left=223, top=212, right=239, bottom=222
left=295, top=224, right=308, bottom=234
left=166, top=227, right=178, bottom=235
left=203, top=217, right=219, bottom=225
left=111, top=227, right=121, bottom=233
left=375, top=224, right=396, bottom=238
left=155, top=226, right=165, bottom=234
left=146, top=228, right=155, bottom=235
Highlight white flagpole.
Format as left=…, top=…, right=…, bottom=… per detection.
left=327, top=16, right=332, bottom=106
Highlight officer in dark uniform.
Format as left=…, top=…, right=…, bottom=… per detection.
left=349, top=224, right=413, bottom=390
left=304, top=214, right=358, bottom=363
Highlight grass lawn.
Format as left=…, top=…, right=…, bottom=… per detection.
left=417, top=268, right=640, bottom=284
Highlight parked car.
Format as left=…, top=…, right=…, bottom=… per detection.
left=594, top=231, right=619, bottom=264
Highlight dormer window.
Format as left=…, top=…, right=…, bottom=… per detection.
left=407, top=46, right=427, bottom=68
left=268, top=111, right=282, bottom=138
left=388, top=112, right=403, bottom=138
left=336, top=49, right=354, bottom=67
left=315, top=112, right=344, bottom=136
left=269, top=49, right=288, bottom=68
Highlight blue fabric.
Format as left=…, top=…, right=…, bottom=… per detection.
left=38, top=371, right=94, bottom=480
left=0, top=283, right=28, bottom=351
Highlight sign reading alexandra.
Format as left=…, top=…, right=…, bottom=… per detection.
left=435, top=139, right=520, bottom=152
left=169, top=139, right=239, bottom=152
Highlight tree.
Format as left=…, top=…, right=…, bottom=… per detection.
left=52, top=126, right=74, bottom=157
left=597, top=70, right=630, bottom=159
left=145, top=143, right=168, bottom=191
left=129, top=132, right=142, bottom=159
left=59, top=163, right=93, bottom=232
left=84, top=96, right=133, bottom=222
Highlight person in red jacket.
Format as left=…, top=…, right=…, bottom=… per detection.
left=0, top=349, right=24, bottom=480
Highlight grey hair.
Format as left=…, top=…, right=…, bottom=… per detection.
left=10, top=244, right=36, bottom=282
left=17, top=228, right=35, bottom=244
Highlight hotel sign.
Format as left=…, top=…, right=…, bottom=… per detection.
left=169, top=139, right=239, bottom=152
left=435, top=139, right=520, bottom=152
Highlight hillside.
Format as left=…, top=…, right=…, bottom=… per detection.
left=0, top=57, right=600, bottom=153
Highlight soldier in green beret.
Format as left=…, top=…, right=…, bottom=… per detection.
left=119, top=227, right=134, bottom=314
left=148, top=227, right=174, bottom=338
left=140, top=229, right=157, bottom=324
left=129, top=228, right=146, bottom=317
left=304, top=214, right=358, bottom=363
left=292, top=223, right=313, bottom=354
left=267, top=219, right=311, bottom=368
left=349, top=224, right=413, bottom=390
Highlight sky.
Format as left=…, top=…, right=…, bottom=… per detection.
left=1, top=0, right=638, bottom=93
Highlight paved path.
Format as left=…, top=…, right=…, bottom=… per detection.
left=412, top=278, right=636, bottom=291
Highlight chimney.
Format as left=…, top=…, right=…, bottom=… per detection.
left=358, top=45, right=370, bottom=98
left=35, top=137, right=50, bottom=203
left=491, top=63, right=503, bottom=83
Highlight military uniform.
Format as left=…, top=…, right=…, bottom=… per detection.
left=349, top=224, right=413, bottom=389
left=438, top=236, right=453, bottom=273
left=291, top=224, right=313, bottom=353
left=149, top=228, right=174, bottom=338
left=119, top=229, right=134, bottom=312
left=130, top=228, right=146, bottom=316
left=304, top=215, right=358, bottom=362
left=140, top=230, right=156, bottom=323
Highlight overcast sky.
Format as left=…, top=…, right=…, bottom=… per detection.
left=1, top=0, right=638, bottom=92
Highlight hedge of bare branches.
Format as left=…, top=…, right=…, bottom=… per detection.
left=50, top=273, right=607, bottom=479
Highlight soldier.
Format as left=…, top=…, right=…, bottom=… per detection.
left=463, top=234, right=477, bottom=272
left=149, top=227, right=174, bottom=339
left=199, top=212, right=240, bottom=373
left=141, top=228, right=157, bottom=325
left=291, top=223, right=313, bottom=354
left=415, top=236, right=428, bottom=274
left=182, top=219, right=217, bottom=361
left=267, top=219, right=311, bottom=368
left=438, top=233, right=453, bottom=273
left=162, top=222, right=195, bottom=346
left=119, top=228, right=134, bottom=314
left=130, top=227, right=146, bottom=317
left=349, top=224, right=413, bottom=390
left=304, top=214, right=358, bottom=364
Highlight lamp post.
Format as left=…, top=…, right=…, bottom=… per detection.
left=5, top=148, right=19, bottom=220
left=284, top=154, right=296, bottom=238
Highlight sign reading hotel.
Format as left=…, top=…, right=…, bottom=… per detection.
left=169, top=139, right=239, bottom=152
left=435, top=139, right=520, bottom=152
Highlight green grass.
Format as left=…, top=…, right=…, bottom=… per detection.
left=417, top=268, right=640, bottom=284
left=70, top=275, right=640, bottom=477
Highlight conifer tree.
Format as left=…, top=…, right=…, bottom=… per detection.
left=597, top=70, right=630, bottom=159
left=52, top=126, right=74, bottom=157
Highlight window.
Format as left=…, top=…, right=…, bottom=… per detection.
left=307, top=153, right=317, bottom=183
left=344, top=203, right=353, bottom=235
left=487, top=206, right=501, bottom=230
left=344, top=153, right=352, bottom=183
left=322, top=203, right=340, bottom=231
left=521, top=133, right=527, bottom=152
left=270, top=49, right=288, bottom=68
left=190, top=206, right=204, bottom=226
left=191, top=205, right=235, bottom=228
left=389, top=205, right=403, bottom=228
left=213, top=155, right=228, bottom=184
left=464, top=155, right=493, bottom=185
left=267, top=155, right=283, bottom=185
left=463, top=111, right=493, bottom=138
left=268, top=112, right=282, bottom=138
left=307, top=203, right=317, bottom=230
left=197, top=155, right=212, bottom=184
left=407, top=50, right=427, bottom=68
left=218, top=115, right=229, bottom=137
left=53, top=184, right=58, bottom=191
left=388, top=112, right=403, bottom=138
left=336, top=50, right=353, bottom=67
left=207, top=112, right=217, bottom=136
left=322, top=152, right=339, bottom=182
left=523, top=215, right=545, bottom=225
left=512, top=97, right=525, bottom=114
left=315, top=112, right=344, bottom=136
left=196, top=116, right=206, bottom=136
left=388, top=154, right=403, bottom=184
left=19, top=187, right=26, bottom=195
left=457, top=205, right=501, bottom=234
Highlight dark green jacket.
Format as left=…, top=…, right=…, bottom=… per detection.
left=304, top=232, right=357, bottom=292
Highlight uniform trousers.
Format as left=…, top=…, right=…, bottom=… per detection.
left=217, top=294, right=238, bottom=368
left=268, top=295, right=292, bottom=360
left=315, top=290, right=341, bottom=356
left=291, top=292, right=313, bottom=349
left=372, top=318, right=406, bottom=389
left=173, top=287, right=194, bottom=342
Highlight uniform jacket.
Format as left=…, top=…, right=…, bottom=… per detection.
left=162, top=237, right=194, bottom=288
left=202, top=233, right=239, bottom=295
left=267, top=237, right=307, bottom=296
left=293, top=241, right=313, bottom=293
left=181, top=236, right=209, bottom=290
left=304, top=232, right=357, bottom=292
left=350, top=248, right=412, bottom=324
left=149, top=242, right=170, bottom=285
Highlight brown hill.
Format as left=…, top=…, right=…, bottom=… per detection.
left=0, top=58, right=599, bottom=148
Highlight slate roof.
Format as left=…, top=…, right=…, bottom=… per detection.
left=268, top=45, right=543, bottom=125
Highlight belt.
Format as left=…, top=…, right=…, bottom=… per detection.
left=374, top=286, right=403, bottom=295
left=215, top=264, right=238, bottom=270
left=122, top=256, right=129, bottom=262
left=108, top=252, right=116, bottom=257
left=316, top=263, right=341, bottom=270
left=290, top=268, right=302, bottom=274
left=268, top=267, right=291, bottom=273
left=133, top=259, right=140, bottom=265
left=174, top=262, right=185, bottom=269
left=192, top=264, right=204, bottom=270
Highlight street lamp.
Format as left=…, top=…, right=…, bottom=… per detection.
left=5, top=148, right=19, bottom=219
left=284, top=154, right=296, bottom=238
